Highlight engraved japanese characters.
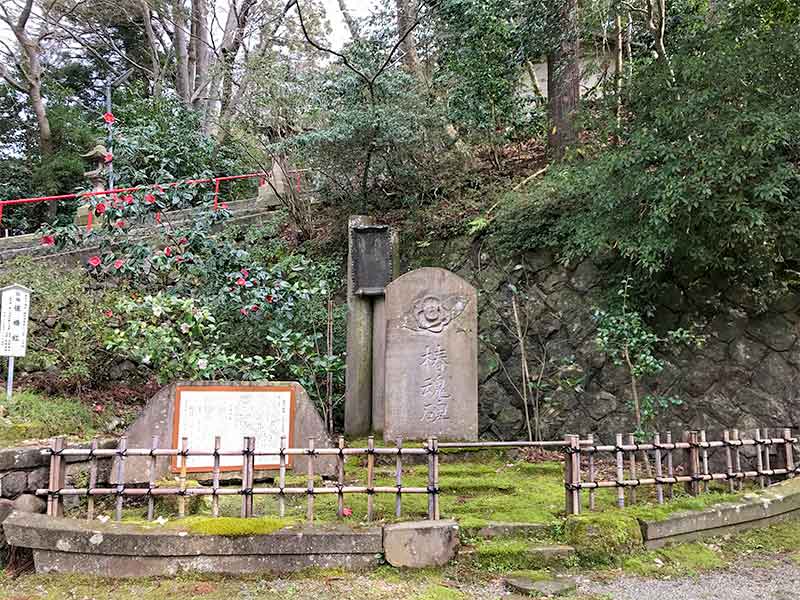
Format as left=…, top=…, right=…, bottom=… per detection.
left=383, top=268, right=478, bottom=441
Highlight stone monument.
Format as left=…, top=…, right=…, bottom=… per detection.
left=383, top=267, right=478, bottom=441
left=344, top=216, right=399, bottom=436
left=119, top=381, right=336, bottom=483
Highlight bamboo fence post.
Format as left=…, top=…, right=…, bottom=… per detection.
left=724, top=430, right=735, bottom=493
left=427, top=438, right=435, bottom=519
left=395, top=438, right=403, bottom=518
left=784, top=428, right=795, bottom=478
left=337, top=436, right=345, bottom=518
left=665, top=431, right=675, bottom=499
left=115, top=436, right=127, bottom=521
left=212, top=436, right=221, bottom=518
left=686, top=431, right=700, bottom=497
left=307, top=437, right=315, bottom=523
left=587, top=433, right=596, bottom=511
left=246, top=436, right=255, bottom=517
left=615, top=433, right=625, bottom=508
left=653, top=432, right=664, bottom=505
left=763, top=427, right=772, bottom=486
left=47, top=437, right=65, bottom=517
left=278, top=435, right=287, bottom=518
left=732, top=429, right=742, bottom=491
left=756, top=428, right=765, bottom=488
left=179, top=437, right=188, bottom=518
left=433, top=437, right=440, bottom=520
left=86, top=438, right=98, bottom=521
left=147, top=435, right=158, bottom=521
left=366, top=436, right=375, bottom=522
left=627, top=433, right=637, bottom=504
left=700, top=429, right=709, bottom=494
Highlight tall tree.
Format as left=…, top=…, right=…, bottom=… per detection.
left=546, top=0, right=580, bottom=159
left=395, top=0, right=419, bottom=74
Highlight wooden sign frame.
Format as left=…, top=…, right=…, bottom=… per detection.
left=170, top=385, right=296, bottom=473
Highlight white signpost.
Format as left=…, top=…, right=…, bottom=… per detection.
left=0, top=284, right=32, bottom=402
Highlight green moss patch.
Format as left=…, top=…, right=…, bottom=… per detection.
left=564, top=513, right=643, bottom=565
left=176, top=516, right=296, bottom=536
left=0, top=390, right=102, bottom=445
left=623, top=542, right=724, bottom=577
left=473, top=539, right=537, bottom=572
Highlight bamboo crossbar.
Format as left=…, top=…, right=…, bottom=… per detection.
left=563, top=428, right=800, bottom=515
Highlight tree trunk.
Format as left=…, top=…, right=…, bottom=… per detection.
left=173, top=0, right=191, bottom=105
left=192, top=0, right=211, bottom=110
left=614, top=7, right=624, bottom=126
left=395, top=0, right=419, bottom=74
left=547, top=0, right=580, bottom=159
left=141, top=1, right=163, bottom=97
left=337, top=0, right=361, bottom=39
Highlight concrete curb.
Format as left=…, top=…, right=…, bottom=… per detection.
left=639, top=477, right=800, bottom=548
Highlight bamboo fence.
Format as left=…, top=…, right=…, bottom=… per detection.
left=38, top=435, right=441, bottom=523
left=564, top=428, right=799, bottom=515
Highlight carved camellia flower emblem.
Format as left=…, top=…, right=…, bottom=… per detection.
left=403, top=294, right=468, bottom=334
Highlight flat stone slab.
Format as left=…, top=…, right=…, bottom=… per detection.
left=504, top=575, right=577, bottom=597
left=527, top=544, right=575, bottom=566
left=3, top=512, right=382, bottom=557
left=641, top=477, right=800, bottom=548
left=384, top=519, right=460, bottom=568
left=474, top=522, right=551, bottom=539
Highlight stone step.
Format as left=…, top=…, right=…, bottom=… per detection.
left=504, top=573, right=578, bottom=597
left=473, top=521, right=551, bottom=540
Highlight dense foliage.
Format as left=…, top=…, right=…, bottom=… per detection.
left=497, top=0, right=800, bottom=302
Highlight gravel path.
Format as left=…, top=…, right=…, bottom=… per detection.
left=577, top=558, right=800, bottom=600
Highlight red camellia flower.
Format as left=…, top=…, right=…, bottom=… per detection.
left=88, top=255, right=102, bottom=268
left=240, top=269, right=249, bottom=278
left=115, top=219, right=125, bottom=228
left=164, top=246, right=172, bottom=257
left=113, top=259, right=124, bottom=269
left=175, top=256, right=184, bottom=263
left=220, top=202, right=229, bottom=209
left=94, top=403, right=105, bottom=413
left=103, top=309, right=113, bottom=318
left=156, top=212, right=162, bottom=224
left=236, top=277, right=247, bottom=286
left=240, top=307, right=248, bottom=316
left=102, top=112, right=115, bottom=124
left=124, top=194, right=134, bottom=205
left=104, top=152, right=113, bottom=163
left=342, top=507, right=353, bottom=517
left=144, top=193, right=156, bottom=204
left=95, top=202, right=107, bottom=215
left=179, top=237, right=188, bottom=245
left=40, top=235, right=55, bottom=246
left=265, top=295, right=273, bottom=304
left=251, top=305, right=259, bottom=312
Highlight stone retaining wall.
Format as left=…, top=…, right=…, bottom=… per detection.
left=3, top=513, right=460, bottom=575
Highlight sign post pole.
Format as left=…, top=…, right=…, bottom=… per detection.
left=0, top=284, right=32, bottom=402
left=6, top=356, right=13, bottom=402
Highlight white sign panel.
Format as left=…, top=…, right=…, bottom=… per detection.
left=172, top=386, right=294, bottom=472
left=0, top=285, right=31, bottom=358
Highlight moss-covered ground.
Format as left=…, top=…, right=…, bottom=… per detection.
left=0, top=390, right=108, bottom=446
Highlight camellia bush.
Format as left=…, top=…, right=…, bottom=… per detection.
left=38, top=197, right=345, bottom=423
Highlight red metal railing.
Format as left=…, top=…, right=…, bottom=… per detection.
left=0, top=171, right=302, bottom=231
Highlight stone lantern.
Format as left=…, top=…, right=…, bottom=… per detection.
left=76, top=144, right=109, bottom=227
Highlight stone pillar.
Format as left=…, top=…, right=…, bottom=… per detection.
left=344, top=215, right=377, bottom=436
left=344, top=218, right=399, bottom=436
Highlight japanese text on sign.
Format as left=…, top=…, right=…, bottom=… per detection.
left=0, top=285, right=31, bottom=358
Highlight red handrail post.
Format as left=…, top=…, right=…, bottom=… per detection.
left=213, top=178, right=221, bottom=211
